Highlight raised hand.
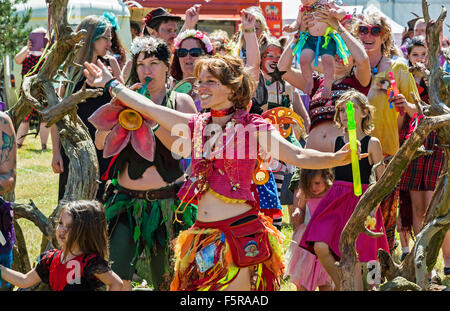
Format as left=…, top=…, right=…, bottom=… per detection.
left=314, top=8, right=341, bottom=30
left=240, top=9, right=257, bottom=30
left=185, top=4, right=201, bottom=29
left=335, top=141, right=368, bottom=167
left=83, top=59, right=114, bottom=88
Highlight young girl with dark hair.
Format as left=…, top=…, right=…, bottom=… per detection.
left=285, top=168, right=334, bottom=291
left=0, top=200, right=123, bottom=291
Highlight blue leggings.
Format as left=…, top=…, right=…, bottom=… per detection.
left=0, top=249, right=13, bottom=288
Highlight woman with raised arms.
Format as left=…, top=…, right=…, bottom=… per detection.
left=83, top=53, right=363, bottom=291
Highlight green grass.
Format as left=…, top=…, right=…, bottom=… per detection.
left=15, top=134, right=58, bottom=266
left=14, top=135, right=447, bottom=289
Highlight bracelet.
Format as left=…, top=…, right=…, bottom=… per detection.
left=152, top=124, right=160, bottom=133
left=110, top=82, right=126, bottom=98
left=243, top=27, right=255, bottom=33
left=103, top=78, right=117, bottom=94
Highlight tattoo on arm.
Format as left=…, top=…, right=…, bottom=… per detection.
left=0, top=131, right=14, bottom=165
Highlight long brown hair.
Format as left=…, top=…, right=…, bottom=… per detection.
left=298, top=169, right=334, bottom=198
left=334, top=89, right=375, bottom=135
left=60, top=200, right=109, bottom=261
left=64, top=15, right=111, bottom=97
left=193, top=54, right=256, bottom=110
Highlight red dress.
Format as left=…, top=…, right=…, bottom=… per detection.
left=35, top=249, right=110, bottom=291
left=397, top=81, right=444, bottom=232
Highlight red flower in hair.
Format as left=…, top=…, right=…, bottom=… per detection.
left=144, top=12, right=155, bottom=24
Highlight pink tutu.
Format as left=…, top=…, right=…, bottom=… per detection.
left=285, top=197, right=334, bottom=291
left=300, top=181, right=390, bottom=262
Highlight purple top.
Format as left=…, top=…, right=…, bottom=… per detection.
left=0, top=199, right=15, bottom=254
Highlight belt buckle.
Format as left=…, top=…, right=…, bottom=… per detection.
left=145, top=191, right=157, bottom=201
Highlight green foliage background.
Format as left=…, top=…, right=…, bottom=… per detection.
left=0, top=0, right=32, bottom=68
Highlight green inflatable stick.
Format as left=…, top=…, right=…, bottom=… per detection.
left=346, top=101, right=362, bottom=196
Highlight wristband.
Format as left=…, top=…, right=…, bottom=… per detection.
left=243, top=27, right=255, bottom=33
left=110, top=82, right=126, bottom=98
left=103, top=78, right=117, bottom=94
left=152, top=124, right=160, bottom=133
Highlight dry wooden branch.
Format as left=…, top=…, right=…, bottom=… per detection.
left=12, top=200, right=54, bottom=241
left=366, top=0, right=450, bottom=291
left=379, top=276, right=422, bottom=291
left=337, top=114, right=450, bottom=290
left=1, top=0, right=102, bottom=277
left=414, top=212, right=450, bottom=289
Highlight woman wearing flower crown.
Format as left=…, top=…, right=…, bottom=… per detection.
left=169, top=29, right=215, bottom=111
left=83, top=49, right=363, bottom=290
left=88, top=36, right=198, bottom=291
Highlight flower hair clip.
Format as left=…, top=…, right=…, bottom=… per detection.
left=130, top=36, right=160, bottom=55
left=174, top=29, right=213, bottom=53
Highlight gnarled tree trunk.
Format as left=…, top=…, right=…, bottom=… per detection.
left=4, top=0, right=102, bottom=283
left=337, top=0, right=450, bottom=291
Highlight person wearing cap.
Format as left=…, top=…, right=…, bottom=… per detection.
left=122, top=5, right=201, bottom=82
left=143, top=7, right=181, bottom=48
left=142, top=5, right=201, bottom=47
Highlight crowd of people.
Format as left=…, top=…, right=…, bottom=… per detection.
left=0, top=2, right=449, bottom=291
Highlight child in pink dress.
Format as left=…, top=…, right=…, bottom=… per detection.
left=285, top=168, right=334, bottom=291
left=299, top=90, right=390, bottom=290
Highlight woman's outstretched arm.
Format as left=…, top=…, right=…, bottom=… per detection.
left=83, top=60, right=194, bottom=138
left=258, top=129, right=366, bottom=170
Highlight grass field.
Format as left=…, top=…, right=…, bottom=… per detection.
left=13, top=135, right=447, bottom=290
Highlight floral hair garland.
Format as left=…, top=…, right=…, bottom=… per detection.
left=174, top=29, right=213, bottom=53
left=130, top=36, right=171, bottom=64
left=130, top=36, right=159, bottom=55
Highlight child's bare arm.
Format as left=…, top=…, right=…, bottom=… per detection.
left=0, top=265, right=42, bottom=288
left=368, top=137, right=385, bottom=180
left=94, top=270, right=123, bottom=291
left=284, top=5, right=305, bottom=33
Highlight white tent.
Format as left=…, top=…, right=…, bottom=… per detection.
left=282, top=1, right=364, bottom=21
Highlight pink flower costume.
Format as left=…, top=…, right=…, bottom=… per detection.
left=87, top=98, right=156, bottom=162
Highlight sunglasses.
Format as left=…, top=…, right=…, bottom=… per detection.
left=177, top=48, right=204, bottom=58
left=358, top=25, right=383, bottom=37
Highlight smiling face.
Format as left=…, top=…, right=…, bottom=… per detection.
left=261, top=45, right=282, bottom=74
left=408, top=45, right=426, bottom=66
left=136, top=52, right=168, bottom=91
left=196, top=68, right=232, bottom=110
left=56, top=209, right=73, bottom=250
left=179, top=38, right=204, bottom=79
left=93, top=27, right=112, bottom=58
left=358, top=23, right=385, bottom=54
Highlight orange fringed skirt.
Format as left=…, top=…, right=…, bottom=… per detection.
left=170, top=209, right=285, bottom=291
